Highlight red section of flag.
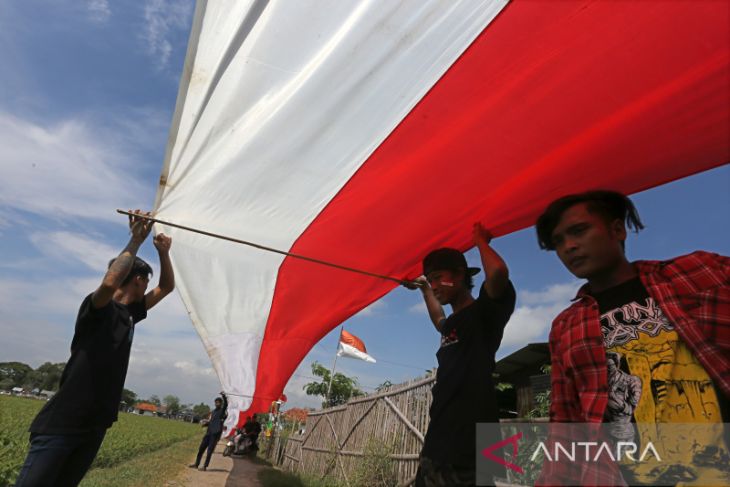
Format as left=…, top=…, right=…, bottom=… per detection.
left=340, top=330, right=368, bottom=354
left=243, top=0, right=729, bottom=416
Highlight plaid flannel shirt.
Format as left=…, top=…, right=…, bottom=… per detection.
left=537, top=251, right=730, bottom=486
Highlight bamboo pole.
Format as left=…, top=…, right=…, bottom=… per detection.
left=116, top=209, right=411, bottom=285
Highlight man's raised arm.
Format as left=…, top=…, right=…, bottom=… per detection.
left=473, top=222, right=509, bottom=299
left=145, top=233, right=175, bottom=310
left=404, top=276, right=446, bottom=332
left=92, top=210, right=152, bottom=309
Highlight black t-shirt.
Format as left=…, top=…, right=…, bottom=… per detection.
left=30, top=293, right=146, bottom=434
left=421, top=281, right=516, bottom=467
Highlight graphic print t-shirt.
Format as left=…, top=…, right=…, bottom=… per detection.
left=595, top=277, right=730, bottom=485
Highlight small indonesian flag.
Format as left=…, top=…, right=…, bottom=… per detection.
left=337, top=330, right=376, bottom=363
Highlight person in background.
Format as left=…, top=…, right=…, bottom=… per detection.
left=15, top=210, right=174, bottom=487
left=405, top=223, right=516, bottom=487
left=535, top=190, right=730, bottom=486
left=190, top=393, right=228, bottom=471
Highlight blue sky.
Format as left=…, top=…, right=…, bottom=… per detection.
left=0, top=1, right=728, bottom=410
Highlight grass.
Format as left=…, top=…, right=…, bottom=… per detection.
left=254, top=450, right=344, bottom=487
left=80, top=435, right=200, bottom=487
left=258, top=468, right=306, bottom=487
left=0, top=395, right=201, bottom=486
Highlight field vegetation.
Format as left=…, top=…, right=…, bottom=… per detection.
left=0, top=395, right=201, bottom=486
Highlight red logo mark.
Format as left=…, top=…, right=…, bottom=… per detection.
left=481, top=432, right=524, bottom=474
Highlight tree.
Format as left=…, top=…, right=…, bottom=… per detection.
left=376, top=380, right=393, bottom=392
left=121, top=388, right=137, bottom=407
left=283, top=408, right=309, bottom=424
left=163, top=395, right=181, bottom=416
left=147, top=395, right=161, bottom=407
left=193, top=403, right=211, bottom=418
left=0, top=378, right=14, bottom=391
left=304, top=361, right=364, bottom=408
left=0, top=362, right=33, bottom=388
left=31, top=362, right=65, bottom=391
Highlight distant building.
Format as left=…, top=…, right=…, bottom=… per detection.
left=134, top=402, right=158, bottom=416
left=494, top=342, right=550, bottom=418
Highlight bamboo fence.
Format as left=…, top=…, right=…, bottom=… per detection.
left=278, top=373, right=436, bottom=487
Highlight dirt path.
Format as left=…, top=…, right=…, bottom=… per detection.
left=225, top=453, right=268, bottom=487
left=165, top=441, right=265, bottom=487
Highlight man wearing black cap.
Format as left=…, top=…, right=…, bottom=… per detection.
left=406, top=223, right=515, bottom=486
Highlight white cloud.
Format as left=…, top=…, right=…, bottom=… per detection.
left=402, top=280, right=580, bottom=347
left=279, top=347, right=334, bottom=409
left=501, top=281, right=581, bottom=347
left=408, top=301, right=426, bottom=314
left=0, top=270, right=218, bottom=405
left=404, top=281, right=580, bottom=348
left=30, top=231, right=119, bottom=272
left=0, top=111, right=144, bottom=223
left=173, top=360, right=215, bottom=377
left=142, top=0, right=193, bottom=69
left=0, top=276, right=99, bottom=318
left=519, top=282, right=581, bottom=306
left=126, top=330, right=220, bottom=404
left=283, top=366, right=324, bottom=410
left=87, top=0, right=111, bottom=23
left=354, top=299, right=386, bottom=317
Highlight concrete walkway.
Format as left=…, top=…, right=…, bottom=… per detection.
left=166, top=442, right=265, bottom=487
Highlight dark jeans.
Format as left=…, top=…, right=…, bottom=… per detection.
left=14, top=430, right=106, bottom=487
left=415, top=456, right=476, bottom=487
left=195, top=432, right=222, bottom=468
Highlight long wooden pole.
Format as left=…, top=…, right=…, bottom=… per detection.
left=325, top=326, right=344, bottom=406
left=117, top=209, right=411, bottom=285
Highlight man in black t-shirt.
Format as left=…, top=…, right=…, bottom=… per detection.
left=190, top=393, right=228, bottom=470
left=405, top=223, right=516, bottom=487
left=15, top=210, right=175, bottom=487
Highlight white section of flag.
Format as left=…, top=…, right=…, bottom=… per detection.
left=337, top=342, right=376, bottom=364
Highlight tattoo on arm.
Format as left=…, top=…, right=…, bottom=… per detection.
left=92, top=239, right=142, bottom=308
left=105, top=253, right=135, bottom=288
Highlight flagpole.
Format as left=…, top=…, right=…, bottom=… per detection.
left=326, top=326, right=344, bottom=406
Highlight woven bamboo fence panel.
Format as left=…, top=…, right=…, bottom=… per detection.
left=279, top=373, right=436, bottom=487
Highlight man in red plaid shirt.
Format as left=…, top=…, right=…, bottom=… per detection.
left=534, top=190, right=730, bottom=486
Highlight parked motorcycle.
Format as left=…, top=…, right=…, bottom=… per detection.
left=222, top=432, right=258, bottom=456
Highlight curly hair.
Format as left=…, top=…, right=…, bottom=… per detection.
left=536, top=190, right=644, bottom=251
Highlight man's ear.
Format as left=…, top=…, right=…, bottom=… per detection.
left=453, top=268, right=467, bottom=287
left=610, top=219, right=627, bottom=243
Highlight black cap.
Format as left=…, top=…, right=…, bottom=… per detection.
left=422, top=248, right=480, bottom=277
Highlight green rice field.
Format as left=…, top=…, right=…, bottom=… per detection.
left=0, top=395, right=201, bottom=486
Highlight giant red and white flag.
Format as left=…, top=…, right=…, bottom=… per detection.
left=154, top=0, right=730, bottom=428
